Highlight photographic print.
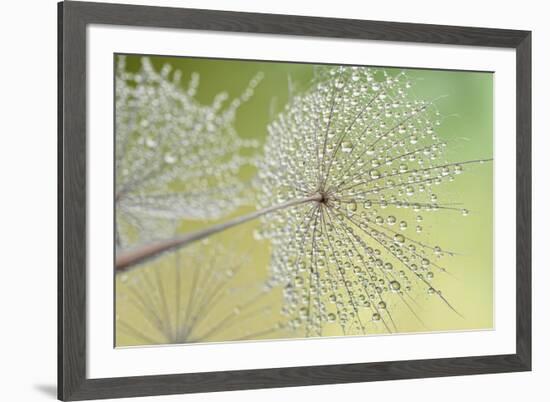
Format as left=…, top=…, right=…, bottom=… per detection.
left=114, top=54, right=494, bottom=347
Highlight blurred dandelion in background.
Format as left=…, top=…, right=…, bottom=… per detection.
left=115, top=56, right=263, bottom=247
left=255, top=65, right=492, bottom=337
left=116, top=240, right=284, bottom=345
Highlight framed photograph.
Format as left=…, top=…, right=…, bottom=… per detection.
left=58, top=1, right=531, bottom=400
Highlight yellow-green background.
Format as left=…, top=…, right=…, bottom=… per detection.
left=116, top=55, right=493, bottom=346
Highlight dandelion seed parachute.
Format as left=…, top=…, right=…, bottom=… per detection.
left=115, top=56, right=263, bottom=247
left=256, top=65, right=490, bottom=337
left=116, top=240, right=284, bottom=345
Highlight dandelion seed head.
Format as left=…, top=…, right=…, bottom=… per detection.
left=115, top=56, right=262, bottom=247
left=116, top=241, right=285, bottom=345
left=256, top=65, right=484, bottom=337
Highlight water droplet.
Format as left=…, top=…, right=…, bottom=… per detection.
left=295, top=276, right=304, bottom=287
left=370, top=169, right=381, bottom=179
left=341, top=141, right=353, bottom=153
left=393, top=234, right=405, bottom=244
left=389, top=280, right=401, bottom=291
left=164, top=153, right=176, bottom=164
left=386, top=215, right=397, bottom=225
left=347, top=202, right=357, bottom=212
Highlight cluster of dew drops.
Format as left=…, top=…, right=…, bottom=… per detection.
left=255, top=64, right=486, bottom=337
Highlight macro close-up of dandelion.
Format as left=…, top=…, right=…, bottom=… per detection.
left=115, top=55, right=494, bottom=346
left=255, top=66, right=492, bottom=336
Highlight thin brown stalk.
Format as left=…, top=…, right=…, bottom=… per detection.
left=116, top=193, right=323, bottom=272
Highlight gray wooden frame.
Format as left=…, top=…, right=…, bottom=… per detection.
left=58, top=1, right=532, bottom=400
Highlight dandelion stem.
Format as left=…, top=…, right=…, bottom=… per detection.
left=116, top=193, right=323, bottom=271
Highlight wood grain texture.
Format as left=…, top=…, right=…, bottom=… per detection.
left=58, top=1, right=532, bottom=400
left=66, top=354, right=528, bottom=401
left=59, top=1, right=88, bottom=400
left=65, top=1, right=528, bottom=47
left=515, top=32, right=532, bottom=370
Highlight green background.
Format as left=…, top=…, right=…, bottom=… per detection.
left=116, top=55, right=493, bottom=346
